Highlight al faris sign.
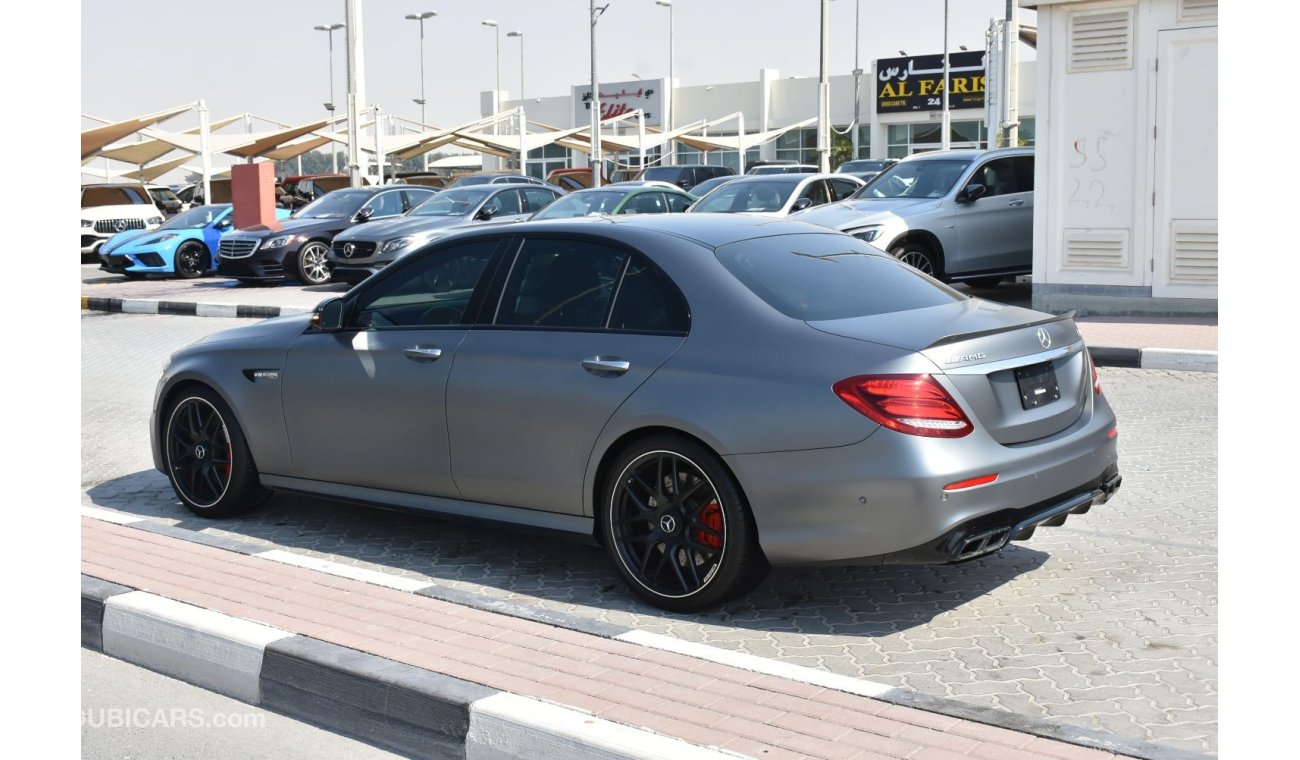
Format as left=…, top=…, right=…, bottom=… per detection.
left=573, top=79, right=664, bottom=126
left=875, top=52, right=986, bottom=113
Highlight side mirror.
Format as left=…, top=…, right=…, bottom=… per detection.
left=310, top=297, right=345, bottom=331
left=791, top=197, right=814, bottom=212
left=353, top=207, right=375, bottom=223
left=476, top=206, right=499, bottom=221
left=958, top=183, right=987, bottom=203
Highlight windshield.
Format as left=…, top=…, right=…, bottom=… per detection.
left=855, top=159, right=971, bottom=199
left=161, top=205, right=230, bottom=230
left=693, top=181, right=795, bottom=213
left=532, top=191, right=626, bottom=219
left=640, top=167, right=685, bottom=183
left=409, top=188, right=490, bottom=217
left=716, top=233, right=966, bottom=321
left=294, top=189, right=370, bottom=219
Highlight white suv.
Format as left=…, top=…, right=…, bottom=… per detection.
left=81, top=184, right=165, bottom=257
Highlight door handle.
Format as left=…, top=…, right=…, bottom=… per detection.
left=404, top=346, right=443, bottom=362
left=1008, top=199, right=1026, bottom=207
left=582, top=356, right=631, bottom=374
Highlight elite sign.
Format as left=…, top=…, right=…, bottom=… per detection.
left=876, top=52, right=986, bottom=113
left=573, top=79, right=665, bottom=127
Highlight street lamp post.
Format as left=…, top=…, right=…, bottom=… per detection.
left=941, top=0, right=951, bottom=150
left=482, top=19, right=501, bottom=166
left=405, top=11, right=437, bottom=171
left=507, top=31, right=524, bottom=101
left=507, top=31, right=525, bottom=174
left=654, top=0, right=674, bottom=165
left=314, top=22, right=345, bottom=174
left=851, top=0, right=863, bottom=160
left=590, top=2, right=609, bottom=188
left=817, top=0, right=830, bottom=173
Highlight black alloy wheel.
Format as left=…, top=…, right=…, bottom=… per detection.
left=602, top=437, right=768, bottom=611
left=174, top=241, right=208, bottom=279
left=163, top=387, right=268, bottom=517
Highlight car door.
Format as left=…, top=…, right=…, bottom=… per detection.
left=446, top=236, right=689, bottom=515
left=947, top=156, right=1034, bottom=275
left=279, top=238, right=505, bottom=496
left=521, top=187, right=561, bottom=216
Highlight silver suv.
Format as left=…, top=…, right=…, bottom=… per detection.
left=793, top=147, right=1034, bottom=287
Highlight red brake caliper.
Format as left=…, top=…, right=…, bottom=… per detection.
left=696, top=500, right=723, bottom=550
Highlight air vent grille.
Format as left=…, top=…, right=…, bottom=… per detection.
left=1063, top=229, right=1129, bottom=270
left=1170, top=220, right=1217, bottom=284
left=1179, top=0, right=1217, bottom=23
left=1069, top=8, right=1134, bottom=72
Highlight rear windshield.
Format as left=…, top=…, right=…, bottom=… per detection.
left=639, top=167, right=683, bottom=183
left=82, top=186, right=151, bottom=207
left=715, top=233, right=966, bottom=321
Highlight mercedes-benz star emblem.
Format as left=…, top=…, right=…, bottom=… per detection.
left=343, top=243, right=355, bottom=257
left=194, top=444, right=207, bottom=460
left=1036, top=327, right=1052, bottom=349
left=114, top=220, right=128, bottom=232
left=659, top=515, right=678, bottom=533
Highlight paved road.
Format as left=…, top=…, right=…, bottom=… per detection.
left=82, top=311, right=1218, bottom=755
left=83, top=649, right=401, bottom=759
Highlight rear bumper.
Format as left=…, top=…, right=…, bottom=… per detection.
left=725, top=393, right=1120, bottom=565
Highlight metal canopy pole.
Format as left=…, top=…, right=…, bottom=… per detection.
left=851, top=0, right=862, bottom=160
left=590, top=1, right=607, bottom=188
left=345, top=0, right=366, bottom=187
left=941, top=0, right=951, bottom=150
left=817, top=0, right=830, bottom=172
left=1005, top=0, right=1020, bottom=146
left=197, top=99, right=211, bottom=205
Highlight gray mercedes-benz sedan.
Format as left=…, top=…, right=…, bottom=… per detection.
left=151, top=215, right=1120, bottom=611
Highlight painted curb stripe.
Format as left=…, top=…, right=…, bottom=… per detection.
left=81, top=575, right=134, bottom=652
left=1140, top=347, right=1217, bottom=372
left=102, top=591, right=292, bottom=704
left=81, top=505, right=145, bottom=525
left=256, top=549, right=434, bottom=592
left=467, top=693, right=743, bottom=760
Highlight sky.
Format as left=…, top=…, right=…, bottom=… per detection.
left=82, top=0, right=1034, bottom=146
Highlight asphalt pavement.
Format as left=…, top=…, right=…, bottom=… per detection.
left=81, top=311, right=1218, bottom=755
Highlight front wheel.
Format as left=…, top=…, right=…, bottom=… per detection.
left=888, top=241, right=941, bottom=279
left=174, top=241, right=209, bottom=279
left=296, top=242, right=332, bottom=285
left=162, top=387, right=269, bottom=517
left=600, top=436, right=769, bottom=612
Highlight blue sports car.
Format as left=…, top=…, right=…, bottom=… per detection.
left=98, top=204, right=292, bottom=279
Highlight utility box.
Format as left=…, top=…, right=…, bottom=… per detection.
left=230, top=163, right=280, bottom=230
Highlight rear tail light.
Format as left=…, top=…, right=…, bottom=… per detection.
left=833, top=375, right=973, bottom=438
left=1089, top=352, right=1102, bottom=395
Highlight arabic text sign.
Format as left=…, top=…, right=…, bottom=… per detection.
left=876, top=52, right=986, bottom=113
left=574, top=79, right=663, bottom=126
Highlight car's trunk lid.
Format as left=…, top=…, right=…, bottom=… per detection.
left=808, top=299, right=1089, bottom=444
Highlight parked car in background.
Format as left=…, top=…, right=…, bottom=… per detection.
left=686, top=175, right=739, bottom=200
left=328, top=183, right=563, bottom=285
left=152, top=214, right=1120, bottom=611
left=281, top=174, right=353, bottom=209
left=447, top=172, right=547, bottom=188
left=794, top=148, right=1035, bottom=287
left=836, top=158, right=899, bottom=183
left=145, top=185, right=184, bottom=216
left=178, top=179, right=290, bottom=209
left=687, top=173, right=863, bottom=218
left=746, top=163, right=818, bottom=175
left=98, top=204, right=292, bottom=279
left=546, top=167, right=610, bottom=191
left=530, top=184, right=694, bottom=221
left=81, top=183, right=165, bottom=257
left=392, top=173, right=450, bottom=189
left=635, top=164, right=734, bottom=192
left=216, top=185, right=435, bottom=285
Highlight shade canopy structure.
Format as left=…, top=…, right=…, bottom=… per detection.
left=676, top=116, right=818, bottom=153
left=119, top=154, right=197, bottom=183
left=81, top=104, right=191, bottom=160
left=384, top=113, right=514, bottom=161
left=95, top=114, right=246, bottom=165
left=261, top=135, right=335, bottom=161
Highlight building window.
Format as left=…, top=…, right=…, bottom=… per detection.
left=676, top=136, right=759, bottom=171
left=887, top=120, right=986, bottom=157
left=526, top=143, right=569, bottom=179
left=775, top=127, right=818, bottom=164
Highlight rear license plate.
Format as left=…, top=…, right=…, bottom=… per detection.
left=1014, top=361, right=1060, bottom=410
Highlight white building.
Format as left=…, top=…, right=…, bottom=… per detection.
left=488, top=57, right=1038, bottom=178
left=1026, top=0, right=1217, bottom=315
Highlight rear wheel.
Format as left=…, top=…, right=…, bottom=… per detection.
left=297, top=242, right=332, bottom=285
left=162, top=387, right=269, bottom=518
left=600, top=436, right=768, bottom=612
left=174, top=241, right=208, bottom=279
left=889, top=241, right=941, bottom=279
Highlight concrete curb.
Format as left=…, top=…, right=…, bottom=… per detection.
left=80, top=509, right=1210, bottom=760
left=81, top=574, right=740, bottom=760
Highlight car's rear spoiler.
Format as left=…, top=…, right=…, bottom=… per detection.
left=924, top=311, right=1076, bottom=350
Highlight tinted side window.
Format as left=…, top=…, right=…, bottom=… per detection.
left=828, top=178, right=860, bottom=201
left=403, top=189, right=436, bottom=210
left=1012, top=156, right=1034, bottom=192
left=973, top=158, right=1025, bottom=198
left=365, top=191, right=405, bottom=218
left=483, top=189, right=524, bottom=217
left=608, top=254, right=690, bottom=333
left=521, top=188, right=559, bottom=213
left=496, top=239, right=626, bottom=328
left=622, top=192, right=666, bottom=215
left=798, top=180, right=830, bottom=207
left=353, top=240, right=497, bottom=329
left=664, top=193, right=692, bottom=213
